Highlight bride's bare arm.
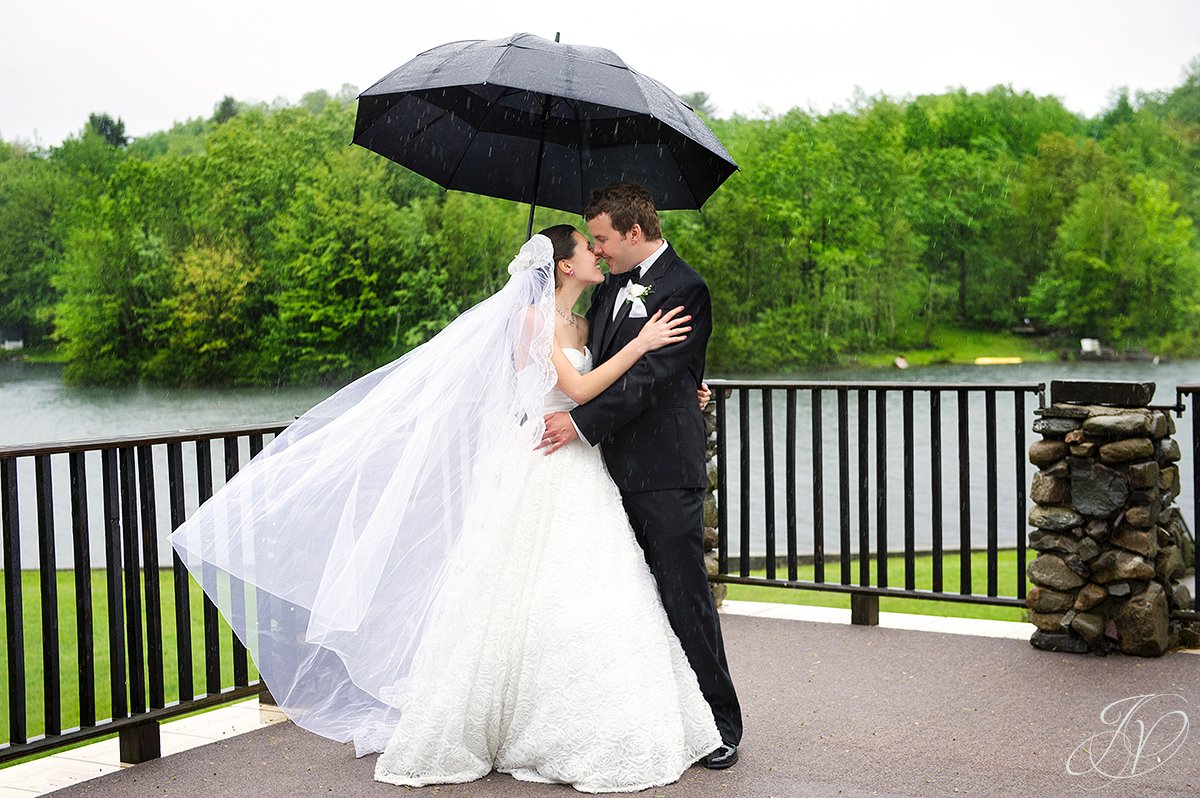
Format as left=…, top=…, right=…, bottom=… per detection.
left=551, top=307, right=691, bottom=405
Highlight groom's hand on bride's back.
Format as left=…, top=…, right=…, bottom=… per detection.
left=538, top=412, right=578, bottom=455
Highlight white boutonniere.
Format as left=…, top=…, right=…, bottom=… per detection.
left=625, top=282, right=653, bottom=302
left=623, top=281, right=652, bottom=319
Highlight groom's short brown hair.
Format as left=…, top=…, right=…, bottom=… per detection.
left=584, top=182, right=662, bottom=241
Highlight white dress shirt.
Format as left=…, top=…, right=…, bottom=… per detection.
left=611, top=240, right=669, bottom=320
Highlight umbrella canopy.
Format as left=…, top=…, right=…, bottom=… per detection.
left=353, top=33, right=737, bottom=226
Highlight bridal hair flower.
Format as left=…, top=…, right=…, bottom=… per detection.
left=508, top=234, right=554, bottom=274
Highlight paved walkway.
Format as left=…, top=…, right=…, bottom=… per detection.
left=5, top=602, right=1198, bottom=798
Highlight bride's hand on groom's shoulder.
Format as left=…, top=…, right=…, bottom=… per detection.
left=634, top=305, right=691, bottom=355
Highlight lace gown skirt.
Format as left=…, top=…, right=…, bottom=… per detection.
left=373, top=435, right=721, bottom=793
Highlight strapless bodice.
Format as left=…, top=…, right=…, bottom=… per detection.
left=543, top=347, right=593, bottom=413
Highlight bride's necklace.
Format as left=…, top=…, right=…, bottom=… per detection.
left=555, top=305, right=577, bottom=327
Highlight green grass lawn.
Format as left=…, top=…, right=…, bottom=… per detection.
left=723, top=548, right=1031, bottom=623
left=851, top=325, right=1059, bottom=368
left=0, top=569, right=258, bottom=747
left=10, top=344, right=68, bottom=364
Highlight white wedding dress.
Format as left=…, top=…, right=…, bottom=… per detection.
left=373, top=347, right=721, bottom=793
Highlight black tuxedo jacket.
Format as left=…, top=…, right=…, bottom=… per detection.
left=570, top=244, right=712, bottom=493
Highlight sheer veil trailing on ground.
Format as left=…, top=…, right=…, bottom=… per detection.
left=169, top=236, right=558, bottom=754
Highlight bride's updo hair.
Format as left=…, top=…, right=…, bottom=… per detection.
left=538, top=224, right=579, bottom=287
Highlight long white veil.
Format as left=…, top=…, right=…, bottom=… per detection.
left=169, top=235, right=558, bottom=754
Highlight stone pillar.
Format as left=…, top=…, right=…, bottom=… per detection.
left=1027, top=380, right=1196, bottom=655
left=702, top=395, right=726, bottom=608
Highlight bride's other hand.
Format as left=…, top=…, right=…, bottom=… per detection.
left=697, top=382, right=711, bottom=411
left=634, top=306, right=691, bottom=354
left=538, top=411, right=578, bottom=455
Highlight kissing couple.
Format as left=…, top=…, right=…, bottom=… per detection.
left=170, top=181, right=742, bottom=792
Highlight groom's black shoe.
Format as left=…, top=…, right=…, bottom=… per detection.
left=703, top=744, right=738, bottom=770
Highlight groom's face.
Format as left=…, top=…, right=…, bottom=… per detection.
left=587, top=213, right=637, bottom=275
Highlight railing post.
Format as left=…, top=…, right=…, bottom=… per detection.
left=2, top=456, right=26, bottom=746
left=851, top=593, right=879, bottom=626
left=119, top=719, right=161, bottom=764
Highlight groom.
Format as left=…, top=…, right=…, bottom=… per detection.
left=540, top=182, right=742, bottom=769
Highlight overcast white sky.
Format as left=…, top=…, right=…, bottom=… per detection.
left=2, top=0, right=1198, bottom=148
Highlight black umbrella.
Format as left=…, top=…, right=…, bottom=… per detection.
left=353, top=33, right=737, bottom=237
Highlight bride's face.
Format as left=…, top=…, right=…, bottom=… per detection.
left=565, top=231, right=604, bottom=285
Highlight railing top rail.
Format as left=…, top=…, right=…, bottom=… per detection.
left=706, top=379, right=1045, bottom=393
left=0, top=421, right=293, bottom=459
left=1173, top=384, right=1200, bottom=415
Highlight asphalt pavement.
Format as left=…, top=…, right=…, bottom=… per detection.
left=48, top=612, right=1200, bottom=798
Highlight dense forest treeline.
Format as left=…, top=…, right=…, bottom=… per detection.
left=1, top=62, right=1199, bottom=385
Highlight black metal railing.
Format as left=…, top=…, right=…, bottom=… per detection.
left=5, top=380, right=1196, bottom=765
left=709, top=380, right=1046, bottom=620
left=0, top=423, right=288, bottom=765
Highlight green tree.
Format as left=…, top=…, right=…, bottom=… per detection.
left=910, top=146, right=1018, bottom=326
left=87, top=113, right=128, bottom=148
left=53, top=157, right=191, bottom=383
left=213, top=95, right=239, bottom=125
left=0, top=153, right=72, bottom=343
left=196, top=100, right=354, bottom=256
left=907, top=87, right=1081, bottom=157
left=144, top=241, right=264, bottom=384
left=126, top=117, right=210, bottom=159
left=1009, top=132, right=1107, bottom=288
left=1094, top=89, right=1136, bottom=138
left=0, top=124, right=131, bottom=347
left=15, top=69, right=1200, bottom=385
left=1155, top=55, right=1200, bottom=124
left=1027, top=173, right=1200, bottom=342
left=262, top=148, right=444, bottom=382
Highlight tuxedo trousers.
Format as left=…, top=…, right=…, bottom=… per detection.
left=620, top=488, right=743, bottom=746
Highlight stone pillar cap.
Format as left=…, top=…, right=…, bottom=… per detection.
left=1050, top=380, right=1155, bottom=407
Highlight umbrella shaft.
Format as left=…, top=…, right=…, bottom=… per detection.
left=526, top=98, right=553, bottom=240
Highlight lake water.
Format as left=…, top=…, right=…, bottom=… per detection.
left=0, top=361, right=334, bottom=445
left=2, top=357, right=1197, bottom=569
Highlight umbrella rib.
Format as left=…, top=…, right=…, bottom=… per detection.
left=404, top=108, right=453, bottom=143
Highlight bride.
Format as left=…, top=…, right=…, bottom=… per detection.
left=169, top=226, right=722, bottom=792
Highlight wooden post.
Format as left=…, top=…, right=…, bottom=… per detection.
left=119, top=719, right=161, bottom=764
left=851, top=593, right=879, bottom=626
